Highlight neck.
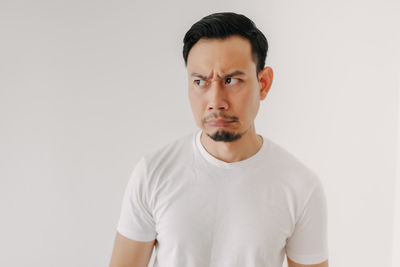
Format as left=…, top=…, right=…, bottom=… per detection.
left=200, top=124, right=263, bottom=163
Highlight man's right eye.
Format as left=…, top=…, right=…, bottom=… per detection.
left=194, top=80, right=206, bottom=86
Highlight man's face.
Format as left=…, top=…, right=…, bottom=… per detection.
left=187, top=35, right=271, bottom=142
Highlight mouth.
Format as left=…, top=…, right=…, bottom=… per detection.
left=206, top=119, right=236, bottom=127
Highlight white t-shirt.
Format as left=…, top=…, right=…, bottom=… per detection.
left=116, top=130, right=329, bottom=267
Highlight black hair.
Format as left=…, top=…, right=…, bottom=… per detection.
left=183, top=12, right=268, bottom=74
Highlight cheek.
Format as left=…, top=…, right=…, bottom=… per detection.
left=236, top=89, right=254, bottom=107
left=236, top=89, right=259, bottom=117
left=188, top=92, right=204, bottom=119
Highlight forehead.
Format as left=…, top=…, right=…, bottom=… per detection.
left=186, top=35, right=256, bottom=76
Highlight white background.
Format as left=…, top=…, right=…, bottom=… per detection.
left=0, top=0, right=399, bottom=267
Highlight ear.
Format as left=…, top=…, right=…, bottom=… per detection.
left=258, top=67, right=273, bottom=100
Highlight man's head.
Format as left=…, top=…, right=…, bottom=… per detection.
left=183, top=12, right=268, bottom=75
left=183, top=12, right=273, bottom=143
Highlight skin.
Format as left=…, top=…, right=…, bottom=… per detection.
left=109, top=232, right=155, bottom=267
left=187, top=35, right=273, bottom=163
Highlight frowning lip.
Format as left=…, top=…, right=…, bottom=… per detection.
left=206, top=119, right=236, bottom=127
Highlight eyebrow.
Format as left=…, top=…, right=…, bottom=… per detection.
left=190, top=70, right=246, bottom=79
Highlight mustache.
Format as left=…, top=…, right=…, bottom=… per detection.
left=203, top=112, right=238, bottom=122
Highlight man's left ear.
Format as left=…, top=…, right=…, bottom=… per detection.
left=258, top=67, right=273, bottom=100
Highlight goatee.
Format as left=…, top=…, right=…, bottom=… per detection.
left=207, top=129, right=243, bottom=142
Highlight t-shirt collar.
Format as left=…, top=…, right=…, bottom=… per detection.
left=194, top=129, right=268, bottom=169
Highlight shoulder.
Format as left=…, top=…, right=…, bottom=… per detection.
left=140, top=131, right=196, bottom=174
left=265, top=138, right=323, bottom=195
left=264, top=138, right=327, bottom=224
left=127, top=131, right=195, bottom=197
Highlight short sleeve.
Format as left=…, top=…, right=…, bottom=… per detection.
left=285, top=179, right=329, bottom=264
left=116, top=157, right=157, bottom=242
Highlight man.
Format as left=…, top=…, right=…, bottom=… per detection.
left=109, top=12, right=329, bottom=267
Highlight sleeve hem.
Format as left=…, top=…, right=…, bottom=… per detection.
left=117, top=227, right=156, bottom=242
left=286, top=250, right=328, bottom=265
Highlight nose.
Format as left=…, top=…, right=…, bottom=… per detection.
left=207, top=80, right=229, bottom=111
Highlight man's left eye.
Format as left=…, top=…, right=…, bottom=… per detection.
left=225, top=77, right=239, bottom=85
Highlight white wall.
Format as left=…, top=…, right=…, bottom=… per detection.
left=394, top=74, right=400, bottom=267
left=0, top=0, right=398, bottom=267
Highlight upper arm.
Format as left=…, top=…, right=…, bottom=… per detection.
left=117, top=157, right=157, bottom=242
left=287, top=256, right=328, bottom=267
left=109, top=232, right=156, bottom=267
left=285, top=179, right=329, bottom=265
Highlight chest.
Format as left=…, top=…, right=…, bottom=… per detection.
left=151, top=166, right=294, bottom=255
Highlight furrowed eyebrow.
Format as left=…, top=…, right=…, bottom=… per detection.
left=190, top=72, right=209, bottom=79
left=190, top=70, right=246, bottom=80
left=221, top=70, right=246, bottom=79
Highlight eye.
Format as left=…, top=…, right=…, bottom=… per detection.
left=194, top=79, right=206, bottom=87
left=225, top=77, right=239, bottom=85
